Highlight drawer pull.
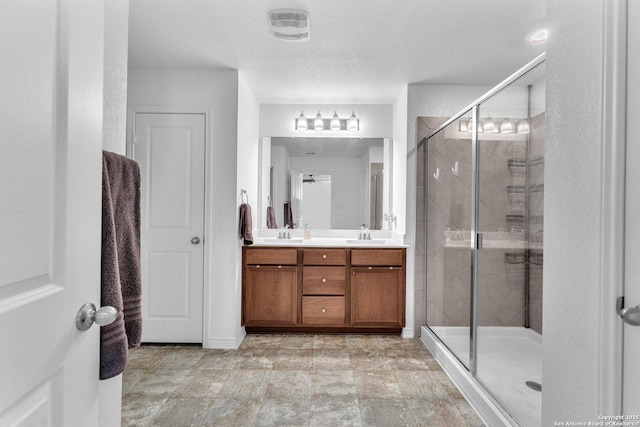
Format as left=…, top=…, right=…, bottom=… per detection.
left=321, top=308, right=326, bottom=313
left=322, top=254, right=327, bottom=259
left=322, top=278, right=327, bottom=283
left=278, top=265, right=282, bottom=269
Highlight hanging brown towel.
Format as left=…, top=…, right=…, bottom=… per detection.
left=284, top=201, right=293, bottom=228
left=239, top=203, right=254, bottom=245
left=266, top=206, right=278, bottom=229
left=101, top=150, right=142, bottom=380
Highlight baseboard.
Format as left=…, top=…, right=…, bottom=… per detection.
left=402, top=326, right=415, bottom=338
left=205, top=327, right=246, bottom=349
left=420, top=326, right=517, bottom=427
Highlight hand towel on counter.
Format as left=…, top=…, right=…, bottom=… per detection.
left=239, top=203, right=254, bottom=245
left=266, top=206, right=278, bottom=229
left=101, top=150, right=142, bottom=380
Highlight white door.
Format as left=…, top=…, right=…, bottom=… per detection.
left=623, top=0, right=640, bottom=414
left=0, top=1, right=104, bottom=426
left=133, top=113, right=205, bottom=342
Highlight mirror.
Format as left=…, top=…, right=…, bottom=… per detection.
left=259, top=137, right=392, bottom=230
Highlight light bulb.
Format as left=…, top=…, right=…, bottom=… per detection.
left=517, top=118, right=530, bottom=134
left=296, top=111, right=307, bottom=130
left=330, top=111, right=340, bottom=131
left=314, top=111, right=323, bottom=130
left=348, top=112, right=358, bottom=131
left=483, top=117, right=497, bottom=133
left=500, top=118, right=514, bottom=134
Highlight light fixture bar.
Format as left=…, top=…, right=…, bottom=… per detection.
left=295, top=112, right=359, bottom=131
left=458, top=117, right=529, bottom=134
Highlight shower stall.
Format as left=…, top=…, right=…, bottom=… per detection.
left=419, top=54, right=545, bottom=427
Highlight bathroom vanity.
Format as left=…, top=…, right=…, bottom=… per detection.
left=242, top=243, right=406, bottom=333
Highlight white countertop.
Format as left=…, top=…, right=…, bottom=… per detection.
left=250, top=237, right=408, bottom=248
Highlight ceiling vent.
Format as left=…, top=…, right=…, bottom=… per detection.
left=269, top=9, right=310, bottom=41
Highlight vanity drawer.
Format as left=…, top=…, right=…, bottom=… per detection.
left=302, top=296, right=345, bottom=325
left=351, top=249, right=404, bottom=266
left=303, top=249, right=347, bottom=266
left=245, top=248, right=298, bottom=265
left=303, top=267, right=346, bottom=295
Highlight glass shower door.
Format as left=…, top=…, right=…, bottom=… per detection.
left=475, top=63, right=545, bottom=427
left=425, top=110, right=474, bottom=369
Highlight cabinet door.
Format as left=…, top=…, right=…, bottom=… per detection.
left=351, top=267, right=404, bottom=326
left=244, top=266, right=298, bottom=325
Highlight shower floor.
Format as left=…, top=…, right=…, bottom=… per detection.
left=428, top=326, right=541, bottom=427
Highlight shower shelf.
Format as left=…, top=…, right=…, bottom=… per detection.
left=529, top=252, right=544, bottom=266
left=505, top=253, right=526, bottom=264
left=506, top=214, right=525, bottom=231
left=529, top=156, right=544, bottom=167
left=507, top=185, right=526, bottom=207
left=508, top=158, right=527, bottom=177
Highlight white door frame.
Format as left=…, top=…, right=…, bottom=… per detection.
left=127, top=106, right=212, bottom=346
left=598, top=0, right=627, bottom=415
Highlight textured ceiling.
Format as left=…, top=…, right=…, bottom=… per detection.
left=128, top=0, right=546, bottom=103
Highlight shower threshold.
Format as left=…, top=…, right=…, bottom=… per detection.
left=421, top=326, right=542, bottom=427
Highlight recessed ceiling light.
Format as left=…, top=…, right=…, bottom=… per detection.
left=528, top=28, right=548, bottom=44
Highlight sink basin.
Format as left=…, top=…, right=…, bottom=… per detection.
left=346, top=239, right=386, bottom=245
left=262, top=238, right=304, bottom=244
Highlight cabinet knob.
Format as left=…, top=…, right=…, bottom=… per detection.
left=322, top=254, right=327, bottom=259
left=322, top=278, right=327, bottom=283
left=321, top=308, right=326, bottom=313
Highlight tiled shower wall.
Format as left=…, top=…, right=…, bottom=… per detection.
left=416, top=114, right=544, bottom=334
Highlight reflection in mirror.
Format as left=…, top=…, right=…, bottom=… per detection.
left=261, top=137, right=391, bottom=230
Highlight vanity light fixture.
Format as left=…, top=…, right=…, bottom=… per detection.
left=483, top=116, right=497, bottom=133
left=517, top=118, right=530, bottom=134
left=460, top=117, right=532, bottom=134
left=500, top=118, right=514, bottom=134
left=296, top=111, right=308, bottom=130
left=348, top=111, right=359, bottom=131
left=330, top=111, right=340, bottom=131
left=294, top=111, right=360, bottom=131
left=314, top=111, right=324, bottom=130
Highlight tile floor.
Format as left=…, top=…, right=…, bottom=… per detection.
left=122, top=334, right=484, bottom=426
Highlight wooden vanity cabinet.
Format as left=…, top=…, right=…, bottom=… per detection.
left=301, top=248, right=347, bottom=326
left=242, top=248, right=298, bottom=326
left=242, top=246, right=405, bottom=332
left=351, top=249, right=406, bottom=328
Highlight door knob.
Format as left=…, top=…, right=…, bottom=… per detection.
left=617, top=297, right=640, bottom=326
left=75, top=303, right=117, bottom=331
left=191, top=237, right=201, bottom=245
left=620, top=305, right=640, bottom=326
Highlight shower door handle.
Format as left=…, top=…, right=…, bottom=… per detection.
left=617, top=297, right=640, bottom=326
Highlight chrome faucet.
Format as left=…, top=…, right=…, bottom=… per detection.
left=358, top=225, right=371, bottom=240
left=279, top=225, right=290, bottom=240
